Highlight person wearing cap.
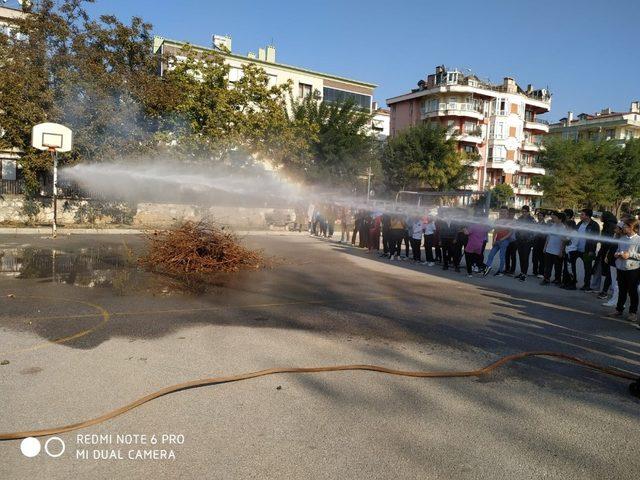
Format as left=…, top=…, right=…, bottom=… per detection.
left=609, top=217, right=640, bottom=328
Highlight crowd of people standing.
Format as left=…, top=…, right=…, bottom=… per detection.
left=304, top=203, right=640, bottom=330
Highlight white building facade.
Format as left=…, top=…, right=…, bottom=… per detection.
left=153, top=35, right=377, bottom=113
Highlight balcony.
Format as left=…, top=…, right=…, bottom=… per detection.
left=486, top=157, right=507, bottom=169
left=524, top=118, right=550, bottom=133
left=519, top=162, right=545, bottom=174
left=421, top=102, right=484, bottom=120
left=458, top=129, right=483, bottom=144
left=513, top=185, right=543, bottom=196
left=522, top=138, right=544, bottom=152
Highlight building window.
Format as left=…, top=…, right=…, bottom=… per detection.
left=464, top=121, right=476, bottom=134
left=448, top=97, right=457, bottom=110
left=495, top=98, right=507, bottom=116
left=496, top=122, right=504, bottom=139
left=322, top=87, right=371, bottom=110
left=229, top=67, right=244, bottom=82
left=463, top=145, right=477, bottom=154
left=605, top=129, right=615, bottom=140
left=299, top=82, right=312, bottom=99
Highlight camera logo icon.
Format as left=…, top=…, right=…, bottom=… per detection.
left=20, top=437, right=65, bottom=458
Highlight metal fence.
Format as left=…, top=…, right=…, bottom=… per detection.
left=0, top=179, right=25, bottom=195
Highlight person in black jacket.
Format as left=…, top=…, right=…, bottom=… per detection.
left=505, top=208, right=518, bottom=275
left=532, top=210, right=548, bottom=277
left=562, top=208, right=578, bottom=287
left=515, top=205, right=535, bottom=281
left=436, top=208, right=459, bottom=271
left=569, top=208, right=601, bottom=291
left=597, top=211, right=618, bottom=299
left=380, top=213, right=391, bottom=258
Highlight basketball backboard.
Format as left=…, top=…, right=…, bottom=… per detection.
left=31, top=123, right=73, bottom=152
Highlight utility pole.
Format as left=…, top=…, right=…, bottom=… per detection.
left=366, top=164, right=373, bottom=203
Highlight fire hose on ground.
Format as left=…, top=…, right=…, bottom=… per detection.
left=1, top=350, right=639, bottom=441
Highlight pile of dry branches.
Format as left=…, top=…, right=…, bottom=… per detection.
left=139, top=220, right=265, bottom=278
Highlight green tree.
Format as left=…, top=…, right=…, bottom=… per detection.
left=0, top=0, right=175, bottom=189
left=490, top=183, right=514, bottom=208
left=285, top=95, right=376, bottom=188
left=164, top=45, right=309, bottom=163
left=382, top=123, right=472, bottom=192
left=538, top=138, right=617, bottom=210
left=610, top=138, right=640, bottom=214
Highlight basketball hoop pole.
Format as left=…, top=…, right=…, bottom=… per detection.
left=30, top=122, right=72, bottom=238
left=50, top=147, right=57, bottom=237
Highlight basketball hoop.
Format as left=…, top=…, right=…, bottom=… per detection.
left=31, top=123, right=73, bottom=237
left=31, top=123, right=72, bottom=152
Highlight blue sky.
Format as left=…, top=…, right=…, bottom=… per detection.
left=77, top=0, right=640, bottom=120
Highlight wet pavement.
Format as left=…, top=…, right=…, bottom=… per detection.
left=1, top=233, right=639, bottom=480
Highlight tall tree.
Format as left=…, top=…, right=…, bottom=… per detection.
left=538, top=138, right=617, bottom=210
left=0, top=0, right=175, bottom=189
left=382, top=123, right=472, bottom=192
left=611, top=138, right=640, bottom=214
left=163, top=45, right=308, bottom=164
left=285, top=95, right=377, bottom=189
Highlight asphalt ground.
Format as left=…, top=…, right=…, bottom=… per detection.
left=0, top=233, right=639, bottom=479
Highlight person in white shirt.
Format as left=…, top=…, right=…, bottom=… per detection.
left=609, top=218, right=640, bottom=328
left=410, top=217, right=424, bottom=262
left=423, top=217, right=436, bottom=266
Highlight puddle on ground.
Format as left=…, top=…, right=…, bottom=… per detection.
left=0, top=245, right=217, bottom=295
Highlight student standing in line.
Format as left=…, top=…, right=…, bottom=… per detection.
left=597, top=211, right=619, bottom=299
left=389, top=214, right=407, bottom=261
left=483, top=206, right=512, bottom=277
left=410, top=216, right=424, bottom=262
left=367, top=213, right=382, bottom=253
left=532, top=210, right=548, bottom=278
left=423, top=216, right=436, bottom=266
left=609, top=218, right=640, bottom=328
left=358, top=211, right=370, bottom=248
left=402, top=214, right=412, bottom=258
left=514, top=205, right=535, bottom=281
left=436, top=209, right=459, bottom=271
left=602, top=222, right=623, bottom=307
left=561, top=208, right=578, bottom=286
left=351, top=210, right=363, bottom=245
left=380, top=213, right=391, bottom=258
left=463, top=214, right=490, bottom=278
left=568, top=208, right=600, bottom=291
left=540, top=211, right=567, bottom=285
left=505, top=208, right=518, bottom=275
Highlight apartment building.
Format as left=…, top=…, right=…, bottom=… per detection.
left=549, top=102, right=640, bottom=144
left=153, top=35, right=376, bottom=113
left=371, top=102, right=390, bottom=139
left=386, top=66, right=552, bottom=207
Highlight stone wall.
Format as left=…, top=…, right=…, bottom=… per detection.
left=0, top=195, right=295, bottom=228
